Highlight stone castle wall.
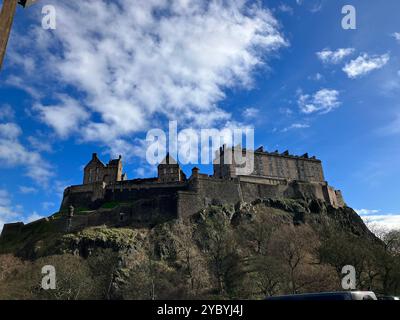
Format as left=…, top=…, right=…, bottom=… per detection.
left=2, top=176, right=346, bottom=238
left=176, top=175, right=339, bottom=218
left=252, top=153, right=324, bottom=182
left=61, top=179, right=188, bottom=210
left=61, top=170, right=345, bottom=223
left=1, top=149, right=347, bottom=238
left=177, top=176, right=242, bottom=218
left=214, top=146, right=325, bottom=183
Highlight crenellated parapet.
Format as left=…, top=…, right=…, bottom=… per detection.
left=213, top=145, right=325, bottom=183
left=59, top=149, right=345, bottom=218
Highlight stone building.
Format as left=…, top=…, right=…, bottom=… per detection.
left=83, top=153, right=127, bottom=184
left=158, top=153, right=187, bottom=183
left=213, top=145, right=324, bottom=182
left=60, top=147, right=345, bottom=217
left=1, top=146, right=347, bottom=236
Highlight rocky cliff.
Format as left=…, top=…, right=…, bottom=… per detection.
left=1, top=197, right=397, bottom=300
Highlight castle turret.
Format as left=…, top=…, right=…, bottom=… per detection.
left=83, top=153, right=126, bottom=184
left=158, top=153, right=186, bottom=183
left=191, top=167, right=199, bottom=178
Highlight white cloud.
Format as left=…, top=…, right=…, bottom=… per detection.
left=277, top=4, right=293, bottom=15
left=34, top=95, right=90, bottom=138
left=392, top=32, right=400, bottom=42
left=4, top=75, right=41, bottom=99
left=27, top=135, right=53, bottom=153
left=310, top=2, right=323, bottom=13
left=378, top=112, right=400, bottom=136
left=343, top=53, right=390, bottom=79
left=9, top=0, right=287, bottom=155
left=359, top=212, right=400, bottom=231
left=298, top=88, right=341, bottom=114
left=42, top=202, right=55, bottom=211
left=0, top=188, right=48, bottom=232
left=281, top=123, right=310, bottom=132
left=355, top=209, right=381, bottom=215
left=309, top=73, right=323, bottom=81
left=242, top=107, right=259, bottom=119
left=0, top=189, right=21, bottom=233
left=0, top=123, right=22, bottom=139
left=316, top=48, right=354, bottom=64
left=19, top=186, right=38, bottom=194
left=357, top=209, right=400, bottom=231
left=279, top=107, right=293, bottom=116
left=0, top=122, right=54, bottom=185
left=295, top=0, right=324, bottom=13
left=134, top=166, right=155, bottom=178
left=26, top=212, right=45, bottom=223
left=0, top=104, right=15, bottom=120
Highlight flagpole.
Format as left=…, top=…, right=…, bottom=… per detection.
left=0, top=0, right=18, bottom=70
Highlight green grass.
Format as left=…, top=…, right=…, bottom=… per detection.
left=101, top=201, right=120, bottom=209
left=100, top=201, right=132, bottom=209
left=0, top=219, right=62, bottom=256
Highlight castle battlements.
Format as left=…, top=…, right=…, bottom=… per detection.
left=60, top=147, right=345, bottom=217
left=1, top=147, right=346, bottom=237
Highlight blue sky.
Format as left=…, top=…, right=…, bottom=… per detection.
left=1, top=0, right=400, bottom=230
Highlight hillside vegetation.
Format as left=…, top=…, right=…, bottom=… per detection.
left=0, top=198, right=399, bottom=299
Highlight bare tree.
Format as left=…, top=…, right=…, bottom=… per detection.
left=171, top=219, right=210, bottom=296
left=269, top=224, right=318, bottom=294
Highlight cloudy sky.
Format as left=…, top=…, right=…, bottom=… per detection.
left=1, top=0, right=400, bottom=231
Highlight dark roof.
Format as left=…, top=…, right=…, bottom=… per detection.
left=159, top=153, right=178, bottom=165
left=108, top=159, right=121, bottom=165
left=108, top=155, right=122, bottom=166
left=84, top=153, right=105, bottom=168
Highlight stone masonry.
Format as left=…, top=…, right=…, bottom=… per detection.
left=61, top=147, right=345, bottom=215
left=1, top=146, right=346, bottom=237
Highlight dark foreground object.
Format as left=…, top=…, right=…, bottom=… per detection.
left=266, top=291, right=378, bottom=300
left=0, top=300, right=398, bottom=319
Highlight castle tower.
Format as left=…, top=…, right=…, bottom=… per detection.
left=83, top=153, right=126, bottom=185
left=83, top=153, right=105, bottom=184
left=105, top=155, right=123, bottom=183
left=213, top=144, right=247, bottom=178
left=158, top=153, right=186, bottom=183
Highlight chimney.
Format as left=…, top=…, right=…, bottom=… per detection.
left=191, top=167, right=199, bottom=178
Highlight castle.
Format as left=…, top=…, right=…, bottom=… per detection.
left=0, top=145, right=345, bottom=238
left=60, top=145, right=345, bottom=217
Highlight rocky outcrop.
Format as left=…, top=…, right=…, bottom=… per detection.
left=0, top=197, right=377, bottom=260
left=54, top=227, right=148, bottom=258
